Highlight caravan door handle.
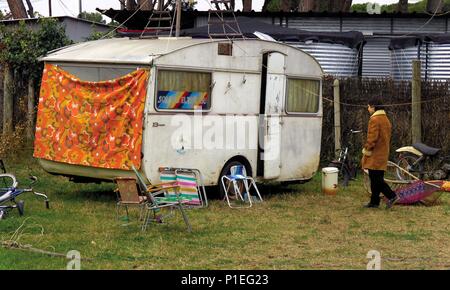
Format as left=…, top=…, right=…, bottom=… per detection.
left=152, top=122, right=166, bottom=127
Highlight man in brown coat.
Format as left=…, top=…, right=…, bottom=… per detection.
left=362, top=97, right=399, bottom=209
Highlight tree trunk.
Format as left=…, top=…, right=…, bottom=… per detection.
left=27, top=77, right=35, bottom=141
left=6, top=0, right=28, bottom=19
left=126, top=0, right=136, bottom=10
left=3, top=64, right=14, bottom=134
left=242, top=0, right=252, bottom=12
left=427, top=0, right=443, bottom=13
left=137, top=0, right=153, bottom=10
left=280, top=0, right=290, bottom=11
left=342, top=0, right=352, bottom=12
left=262, top=0, right=271, bottom=12
left=329, top=0, right=353, bottom=12
left=298, top=0, right=315, bottom=12
left=398, top=0, right=408, bottom=13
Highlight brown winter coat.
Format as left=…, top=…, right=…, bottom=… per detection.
left=361, top=110, right=392, bottom=171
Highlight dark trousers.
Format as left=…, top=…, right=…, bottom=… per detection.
left=369, top=169, right=396, bottom=205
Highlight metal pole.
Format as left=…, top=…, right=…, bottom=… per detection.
left=175, top=0, right=181, bottom=37
left=412, top=60, right=422, bottom=144
left=48, top=0, right=52, bottom=16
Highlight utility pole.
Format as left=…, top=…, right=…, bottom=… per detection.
left=79, top=0, right=82, bottom=15
left=48, top=0, right=52, bottom=16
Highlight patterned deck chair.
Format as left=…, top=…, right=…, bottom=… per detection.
left=363, top=161, right=449, bottom=206
left=395, top=180, right=444, bottom=205
left=131, top=165, right=192, bottom=232
left=159, top=167, right=208, bottom=208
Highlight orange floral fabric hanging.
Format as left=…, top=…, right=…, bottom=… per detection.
left=34, top=64, right=149, bottom=170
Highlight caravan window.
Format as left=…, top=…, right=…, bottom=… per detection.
left=58, top=65, right=136, bottom=82
left=286, top=79, right=320, bottom=114
left=156, top=70, right=211, bottom=110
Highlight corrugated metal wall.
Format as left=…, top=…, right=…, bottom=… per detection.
left=287, top=17, right=341, bottom=31
left=362, top=37, right=391, bottom=78
left=391, top=46, right=426, bottom=80
left=342, top=18, right=391, bottom=34
left=426, top=43, right=450, bottom=79
left=390, top=44, right=450, bottom=80
left=393, top=18, right=446, bottom=34
left=286, top=42, right=358, bottom=77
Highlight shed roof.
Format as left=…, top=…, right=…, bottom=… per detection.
left=181, top=17, right=364, bottom=48
left=41, top=37, right=209, bottom=64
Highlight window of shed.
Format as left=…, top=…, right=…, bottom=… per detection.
left=286, top=79, right=320, bottom=113
left=156, top=70, right=211, bottom=110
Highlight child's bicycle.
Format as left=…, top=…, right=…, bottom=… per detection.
left=0, top=161, right=49, bottom=220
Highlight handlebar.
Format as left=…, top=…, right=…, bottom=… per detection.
left=0, top=174, right=49, bottom=208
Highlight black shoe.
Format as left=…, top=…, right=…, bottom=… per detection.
left=364, top=203, right=379, bottom=208
left=386, top=196, right=400, bottom=209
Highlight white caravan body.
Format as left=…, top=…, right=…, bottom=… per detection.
left=38, top=37, right=324, bottom=186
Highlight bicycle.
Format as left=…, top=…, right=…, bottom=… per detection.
left=0, top=161, right=49, bottom=220
left=395, top=143, right=450, bottom=181
left=328, top=129, right=363, bottom=187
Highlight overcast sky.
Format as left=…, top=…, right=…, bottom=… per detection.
left=0, top=0, right=422, bottom=18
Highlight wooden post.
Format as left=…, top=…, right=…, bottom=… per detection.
left=27, top=77, right=35, bottom=141
left=3, top=64, right=13, bottom=134
left=412, top=59, right=422, bottom=144
left=333, top=79, right=341, bottom=157
left=242, top=0, right=252, bottom=12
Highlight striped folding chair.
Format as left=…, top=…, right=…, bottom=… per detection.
left=159, top=167, right=208, bottom=208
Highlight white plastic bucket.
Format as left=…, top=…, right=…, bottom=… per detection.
left=322, top=167, right=339, bottom=195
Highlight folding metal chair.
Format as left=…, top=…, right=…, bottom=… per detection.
left=221, top=165, right=263, bottom=208
left=159, top=167, right=208, bottom=208
left=131, top=165, right=192, bottom=232
left=114, top=177, right=147, bottom=223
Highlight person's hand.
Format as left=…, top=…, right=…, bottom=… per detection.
left=362, top=148, right=372, bottom=157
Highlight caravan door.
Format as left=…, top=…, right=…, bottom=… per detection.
left=260, top=52, right=285, bottom=179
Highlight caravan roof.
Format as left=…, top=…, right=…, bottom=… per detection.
left=42, top=37, right=210, bottom=65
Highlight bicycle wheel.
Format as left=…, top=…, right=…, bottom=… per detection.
left=396, top=153, right=422, bottom=180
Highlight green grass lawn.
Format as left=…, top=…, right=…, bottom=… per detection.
left=1, top=152, right=450, bottom=270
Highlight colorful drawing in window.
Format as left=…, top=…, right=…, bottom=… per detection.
left=156, top=90, right=209, bottom=110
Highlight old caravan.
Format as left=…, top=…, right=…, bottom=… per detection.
left=36, top=37, right=323, bottom=191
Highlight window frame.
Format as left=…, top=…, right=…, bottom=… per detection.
left=154, top=67, right=213, bottom=113
left=285, top=76, right=322, bottom=116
